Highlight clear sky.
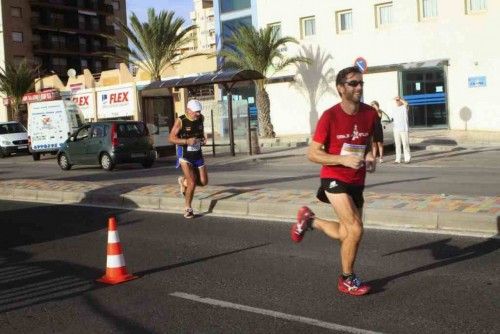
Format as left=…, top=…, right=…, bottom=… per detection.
left=126, top=0, right=194, bottom=23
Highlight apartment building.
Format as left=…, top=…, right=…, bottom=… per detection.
left=0, top=0, right=127, bottom=80
left=188, top=0, right=216, bottom=52
left=213, top=0, right=499, bottom=134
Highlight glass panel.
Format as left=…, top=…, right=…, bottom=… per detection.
left=422, top=0, right=438, bottom=18
left=220, top=0, right=251, bottom=13
left=378, top=4, right=392, bottom=25
left=339, top=12, right=352, bottom=31
left=469, top=0, right=487, bottom=11
left=303, top=18, right=315, bottom=36
left=221, top=16, right=252, bottom=38
left=269, top=23, right=281, bottom=39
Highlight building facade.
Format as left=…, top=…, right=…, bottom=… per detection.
left=189, top=0, right=216, bottom=52
left=213, top=0, right=499, bottom=134
left=0, top=0, right=127, bottom=79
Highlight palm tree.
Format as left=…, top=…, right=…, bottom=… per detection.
left=0, top=60, right=39, bottom=123
left=103, top=8, right=197, bottom=81
left=218, top=25, right=311, bottom=138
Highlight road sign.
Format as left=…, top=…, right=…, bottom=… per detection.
left=354, top=57, right=368, bottom=73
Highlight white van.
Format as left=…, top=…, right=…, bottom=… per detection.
left=28, top=100, right=85, bottom=161
left=0, top=121, right=29, bottom=158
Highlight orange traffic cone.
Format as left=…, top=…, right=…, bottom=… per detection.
left=97, top=216, right=137, bottom=285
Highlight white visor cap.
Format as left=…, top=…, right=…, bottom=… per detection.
left=187, top=99, right=202, bottom=112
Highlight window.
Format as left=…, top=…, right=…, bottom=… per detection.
left=112, top=0, right=120, bottom=11
left=419, top=0, right=438, bottom=20
left=466, top=0, right=487, bottom=13
left=336, top=10, right=353, bottom=33
left=300, top=16, right=316, bottom=38
left=12, top=32, right=23, bottom=42
left=375, top=2, right=393, bottom=27
left=10, top=7, right=22, bottom=17
left=220, top=0, right=251, bottom=13
left=268, top=22, right=281, bottom=39
left=221, top=16, right=251, bottom=38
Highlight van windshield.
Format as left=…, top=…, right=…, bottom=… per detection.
left=117, top=122, right=148, bottom=138
left=0, top=123, right=27, bottom=134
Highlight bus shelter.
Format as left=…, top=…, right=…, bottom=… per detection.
left=143, top=69, right=264, bottom=156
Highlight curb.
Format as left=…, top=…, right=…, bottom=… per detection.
left=0, top=182, right=497, bottom=237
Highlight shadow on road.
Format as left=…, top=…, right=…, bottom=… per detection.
left=368, top=219, right=500, bottom=294
left=136, top=243, right=270, bottom=277
left=218, top=174, right=317, bottom=188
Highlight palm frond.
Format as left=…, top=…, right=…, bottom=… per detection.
left=103, top=8, right=198, bottom=80
left=218, top=25, right=311, bottom=82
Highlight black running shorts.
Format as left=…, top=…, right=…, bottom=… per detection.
left=316, top=178, right=365, bottom=209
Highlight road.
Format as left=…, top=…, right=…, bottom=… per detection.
left=1, top=201, right=498, bottom=333
left=1, top=145, right=499, bottom=196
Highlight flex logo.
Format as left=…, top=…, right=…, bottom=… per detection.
left=73, top=96, right=89, bottom=106
left=101, top=92, right=129, bottom=105
left=110, top=92, right=129, bottom=103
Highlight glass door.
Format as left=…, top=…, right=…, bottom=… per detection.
left=402, top=68, right=447, bottom=128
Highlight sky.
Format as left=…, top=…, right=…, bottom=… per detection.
left=126, top=0, right=194, bottom=23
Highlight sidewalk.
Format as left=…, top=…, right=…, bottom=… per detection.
left=0, top=178, right=498, bottom=237
left=1, top=128, right=498, bottom=237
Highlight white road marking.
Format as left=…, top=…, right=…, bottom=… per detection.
left=170, top=292, right=382, bottom=334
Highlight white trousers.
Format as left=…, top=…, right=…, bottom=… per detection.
left=393, top=130, right=411, bottom=162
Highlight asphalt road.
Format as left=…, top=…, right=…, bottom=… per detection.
left=1, top=144, right=499, bottom=196
left=1, top=200, right=498, bottom=333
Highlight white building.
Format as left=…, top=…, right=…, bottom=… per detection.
left=214, top=0, right=499, bottom=135
left=189, top=0, right=216, bottom=51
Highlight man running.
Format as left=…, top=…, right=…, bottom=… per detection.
left=169, top=99, right=208, bottom=218
left=290, top=66, right=378, bottom=296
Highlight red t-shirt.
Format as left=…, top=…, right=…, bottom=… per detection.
left=313, top=102, right=378, bottom=185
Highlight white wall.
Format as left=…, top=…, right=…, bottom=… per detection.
left=256, top=0, right=500, bottom=134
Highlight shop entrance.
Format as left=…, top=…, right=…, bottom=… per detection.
left=142, top=96, right=175, bottom=155
left=402, top=68, right=447, bottom=128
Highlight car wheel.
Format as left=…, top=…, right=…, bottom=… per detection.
left=32, top=153, right=41, bottom=161
left=58, top=153, right=72, bottom=170
left=142, top=158, right=154, bottom=168
left=100, top=153, right=115, bottom=171
left=0, top=149, right=5, bottom=159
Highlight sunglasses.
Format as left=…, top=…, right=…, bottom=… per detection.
left=343, top=80, right=364, bottom=87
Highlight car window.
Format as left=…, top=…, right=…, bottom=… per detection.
left=117, top=122, right=147, bottom=138
left=0, top=123, right=26, bottom=134
left=380, top=111, right=392, bottom=122
left=76, top=126, right=90, bottom=140
left=91, top=125, right=106, bottom=138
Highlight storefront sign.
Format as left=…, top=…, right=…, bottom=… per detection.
left=3, top=90, right=61, bottom=106
left=96, top=86, right=136, bottom=119
left=71, top=92, right=96, bottom=120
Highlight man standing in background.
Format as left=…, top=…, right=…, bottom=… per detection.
left=391, top=96, right=411, bottom=164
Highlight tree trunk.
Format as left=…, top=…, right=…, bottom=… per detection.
left=256, top=88, right=275, bottom=138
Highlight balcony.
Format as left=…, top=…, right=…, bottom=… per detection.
left=30, top=0, right=114, bottom=15
left=33, top=40, right=113, bottom=57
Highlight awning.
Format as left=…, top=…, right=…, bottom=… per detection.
left=143, top=69, right=265, bottom=90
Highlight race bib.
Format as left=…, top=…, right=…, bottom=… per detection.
left=187, top=142, right=201, bottom=152
left=340, top=143, right=366, bottom=158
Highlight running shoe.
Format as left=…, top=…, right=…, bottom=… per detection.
left=184, top=208, right=194, bottom=219
left=290, top=206, right=315, bottom=243
left=337, top=275, right=371, bottom=296
left=178, top=176, right=186, bottom=197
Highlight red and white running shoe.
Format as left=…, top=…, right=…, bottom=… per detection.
left=337, top=275, right=371, bottom=296
left=290, top=206, right=315, bottom=243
